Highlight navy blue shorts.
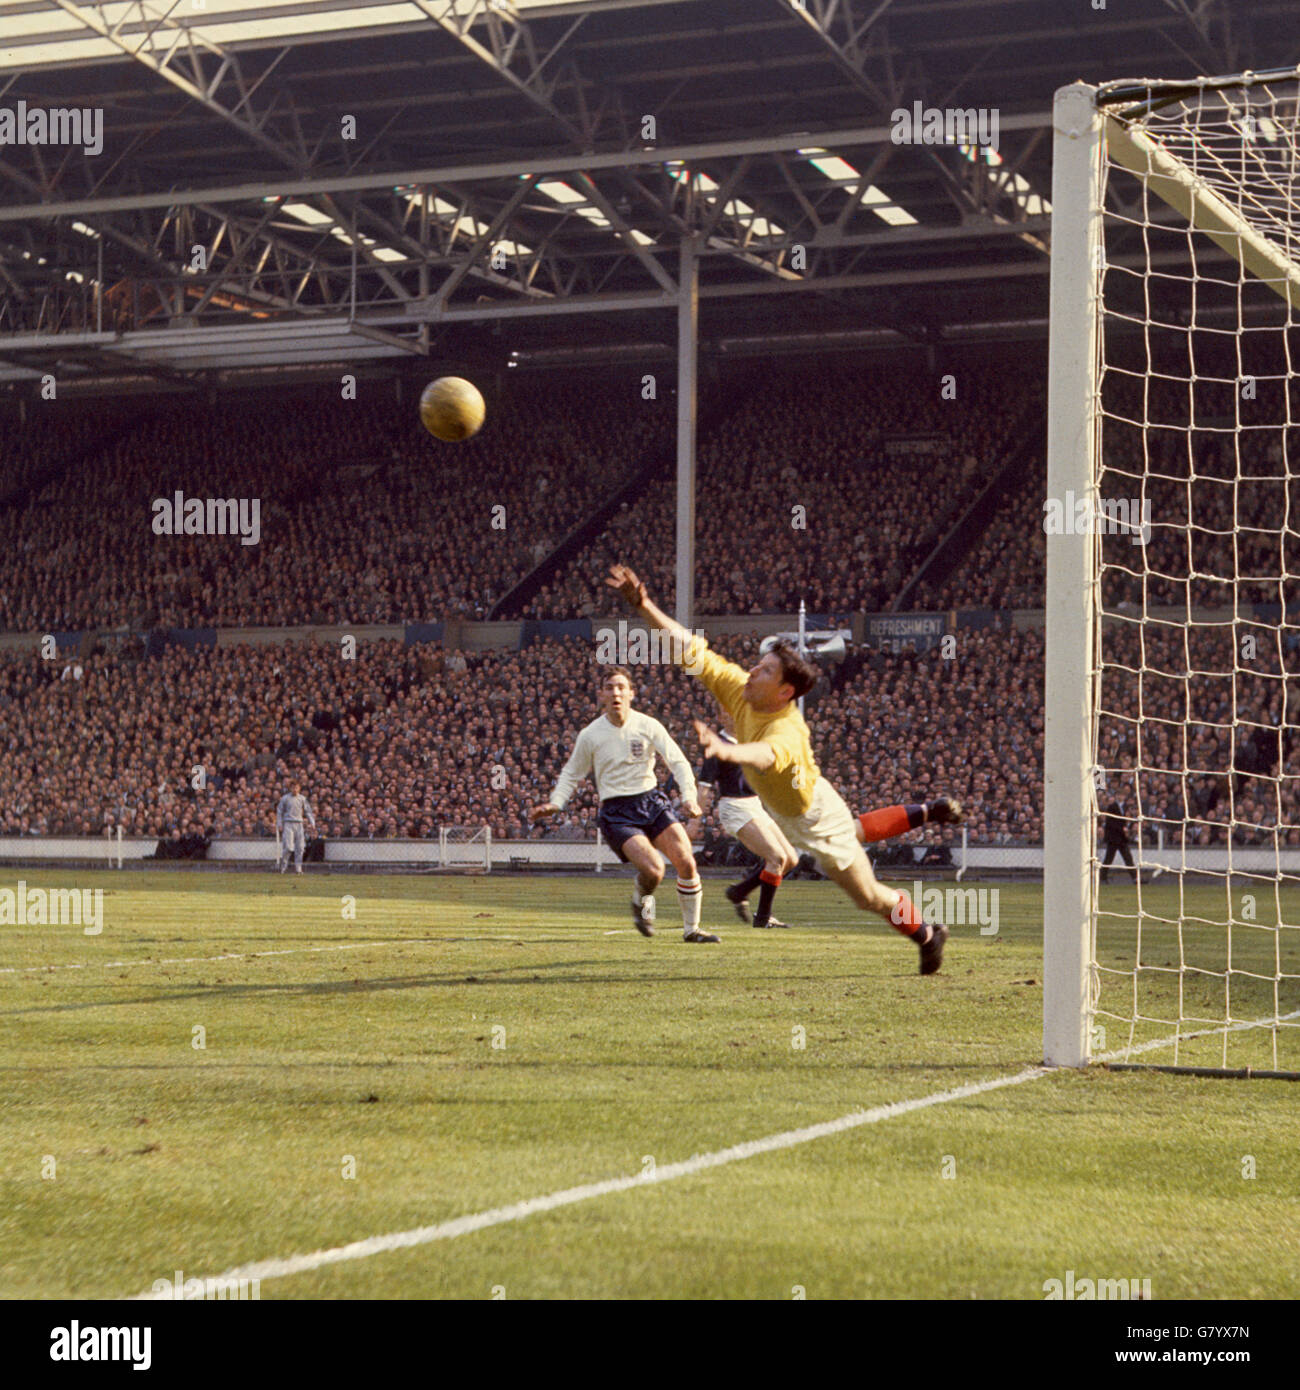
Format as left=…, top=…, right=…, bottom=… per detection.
left=598, top=789, right=680, bottom=861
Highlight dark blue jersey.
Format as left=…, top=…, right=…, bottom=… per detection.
left=700, top=731, right=750, bottom=800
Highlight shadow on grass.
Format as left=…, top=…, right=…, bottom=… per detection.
left=0, top=957, right=766, bottom=1014
left=0, top=953, right=972, bottom=1015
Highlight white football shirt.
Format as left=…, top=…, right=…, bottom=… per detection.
left=549, top=710, right=697, bottom=807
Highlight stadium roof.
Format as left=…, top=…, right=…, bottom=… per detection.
left=0, top=0, right=654, bottom=71
left=0, top=0, right=1291, bottom=388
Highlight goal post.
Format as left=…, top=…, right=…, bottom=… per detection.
left=1044, top=68, right=1300, bottom=1073
left=1044, top=82, right=1103, bottom=1068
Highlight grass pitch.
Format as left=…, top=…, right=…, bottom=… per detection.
left=2, top=870, right=1297, bottom=1300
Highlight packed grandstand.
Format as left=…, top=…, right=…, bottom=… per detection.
left=2, top=350, right=1295, bottom=853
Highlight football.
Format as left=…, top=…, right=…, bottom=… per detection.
left=419, top=375, right=486, bottom=442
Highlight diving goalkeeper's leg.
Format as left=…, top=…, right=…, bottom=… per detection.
left=855, top=797, right=964, bottom=844
left=770, top=779, right=950, bottom=975
left=822, top=853, right=950, bottom=976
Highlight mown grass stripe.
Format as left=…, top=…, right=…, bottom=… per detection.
left=128, top=1007, right=1298, bottom=1299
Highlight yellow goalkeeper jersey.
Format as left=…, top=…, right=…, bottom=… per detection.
left=679, top=635, right=820, bottom=818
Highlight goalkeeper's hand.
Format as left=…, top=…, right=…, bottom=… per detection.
left=605, top=564, right=647, bottom=609
left=692, top=720, right=724, bottom=760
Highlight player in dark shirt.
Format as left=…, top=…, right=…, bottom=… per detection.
left=1100, top=800, right=1135, bottom=883
left=699, top=717, right=799, bottom=928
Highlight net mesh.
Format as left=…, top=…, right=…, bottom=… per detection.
left=439, top=825, right=492, bottom=871
left=1092, top=69, right=1300, bottom=1070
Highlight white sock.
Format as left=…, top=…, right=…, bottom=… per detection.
left=677, top=876, right=702, bottom=934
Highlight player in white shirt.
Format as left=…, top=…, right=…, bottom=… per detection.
left=276, top=781, right=317, bottom=875
left=531, top=666, right=718, bottom=942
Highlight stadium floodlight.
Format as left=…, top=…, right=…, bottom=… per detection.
left=1045, top=68, right=1300, bottom=1075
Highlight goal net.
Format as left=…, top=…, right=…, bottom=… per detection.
left=1045, top=68, right=1300, bottom=1074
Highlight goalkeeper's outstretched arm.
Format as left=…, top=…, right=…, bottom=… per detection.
left=605, top=564, right=690, bottom=647
left=606, top=563, right=775, bottom=772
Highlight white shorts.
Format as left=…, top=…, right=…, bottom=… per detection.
left=766, top=777, right=863, bottom=874
left=718, top=794, right=770, bottom=839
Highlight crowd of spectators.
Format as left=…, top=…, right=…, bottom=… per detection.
left=815, top=628, right=1046, bottom=846
left=0, top=358, right=1029, bottom=633
left=1096, top=622, right=1299, bottom=850
left=0, top=400, right=134, bottom=505
left=915, top=469, right=1046, bottom=611
left=4, top=352, right=1293, bottom=631
left=0, top=638, right=417, bottom=840
left=519, top=359, right=1027, bottom=620
left=6, top=348, right=1298, bottom=856
left=3, top=625, right=1295, bottom=850
left=917, top=366, right=1299, bottom=614
left=0, top=374, right=669, bottom=631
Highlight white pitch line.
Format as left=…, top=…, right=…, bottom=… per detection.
left=0, top=937, right=447, bottom=976
left=127, top=1007, right=1298, bottom=1300
left=0, top=930, right=666, bottom=977
left=131, top=1065, right=1050, bottom=1298
left=1095, top=1007, right=1300, bottom=1064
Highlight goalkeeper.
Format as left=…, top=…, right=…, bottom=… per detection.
left=606, top=564, right=952, bottom=974
left=702, top=702, right=962, bottom=930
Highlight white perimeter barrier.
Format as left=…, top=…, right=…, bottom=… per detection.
left=0, top=834, right=1295, bottom=876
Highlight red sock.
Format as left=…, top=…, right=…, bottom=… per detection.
left=887, top=888, right=930, bottom=942
left=858, top=804, right=924, bottom=842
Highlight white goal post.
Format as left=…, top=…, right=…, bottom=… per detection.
left=1045, top=68, right=1300, bottom=1072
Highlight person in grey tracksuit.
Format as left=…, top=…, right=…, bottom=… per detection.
left=276, top=782, right=317, bottom=874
